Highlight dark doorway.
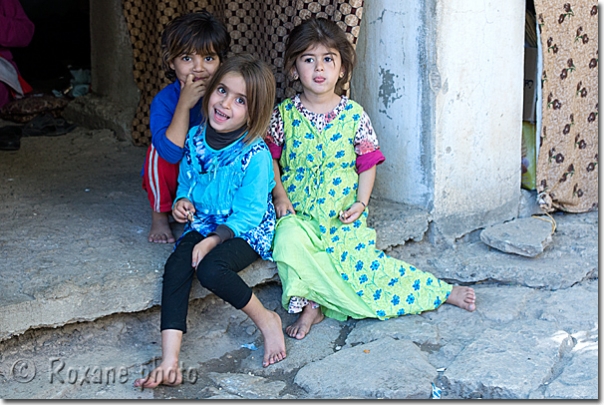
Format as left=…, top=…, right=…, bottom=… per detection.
left=11, top=0, right=90, bottom=94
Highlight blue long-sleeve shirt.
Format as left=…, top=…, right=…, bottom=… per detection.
left=149, top=80, right=204, bottom=164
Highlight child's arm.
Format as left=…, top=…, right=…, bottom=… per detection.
left=173, top=147, right=220, bottom=268
left=174, top=193, right=215, bottom=269
left=165, top=74, right=206, bottom=148
left=271, top=159, right=295, bottom=218
left=171, top=152, right=197, bottom=223
left=191, top=235, right=220, bottom=268
left=340, top=166, right=376, bottom=223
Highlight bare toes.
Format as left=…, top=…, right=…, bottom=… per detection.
left=447, top=286, right=477, bottom=312
left=148, top=232, right=175, bottom=244
left=286, top=325, right=306, bottom=340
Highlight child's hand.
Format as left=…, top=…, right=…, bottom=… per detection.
left=273, top=195, right=295, bottom=218
left=173, top=198, right=195, bottom=223
left=179, top=74, right=206, bottom=109
left=191, top=235, right=220, bottom=268
left=339, top=202, right=365, bottom=224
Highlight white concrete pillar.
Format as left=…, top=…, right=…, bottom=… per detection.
left=352, top=0, right=525, bottom=240
left=352, top=1, right=431, bottom=206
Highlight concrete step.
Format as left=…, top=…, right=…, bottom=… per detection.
left=0, top=126, right=429, bottom=342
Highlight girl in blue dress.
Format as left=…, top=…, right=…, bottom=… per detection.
left=135, top=54, right=286, bottom=389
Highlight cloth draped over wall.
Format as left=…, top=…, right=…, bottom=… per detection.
left=534, top=1, right=598, bottom=213
left=121, top=0, right=364, bottom=146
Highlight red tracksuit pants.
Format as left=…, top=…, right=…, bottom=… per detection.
left=142, top=144, right=179, bottom=213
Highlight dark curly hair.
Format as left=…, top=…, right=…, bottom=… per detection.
left=160, top=10, right=231, bottom=81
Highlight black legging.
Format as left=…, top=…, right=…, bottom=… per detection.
left=160, top=231, right=259, bottom=332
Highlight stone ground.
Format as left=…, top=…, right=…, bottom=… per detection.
left=0, top=122, right=598, bottom=399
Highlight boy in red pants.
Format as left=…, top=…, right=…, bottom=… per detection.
left=142, top=11, right=230, bottom=243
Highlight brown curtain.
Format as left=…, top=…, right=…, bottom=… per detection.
left=534, top=1, right=598, bottom=212
left=121, top=0, right=364, bottom=146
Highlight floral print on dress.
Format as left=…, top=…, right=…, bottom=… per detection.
left=277, top=98, right=452, bottom=319
left=265, top=94, right=381, bottom=156
left=536, top=1, right=598, bottom=212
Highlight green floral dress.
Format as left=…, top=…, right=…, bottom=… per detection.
left=272, top=97, right=452, bottom=321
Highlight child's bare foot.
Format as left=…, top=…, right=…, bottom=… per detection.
left=148, top=211, right=175, bottom=244
left=133, top=361, right=182, bottom=389
left=241, top=295, right=286, bottom=367
left=286, top=304, right=324, bottom=340
left=259, top=311, right=287, bottom=367
left=445, top=286, right=476, bottom=312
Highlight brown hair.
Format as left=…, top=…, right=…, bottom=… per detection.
left=160, top=10, right=231, bottom=81
left=283, top=17, right=356, bottom=95
left=202, top=54, right=276, bottom=144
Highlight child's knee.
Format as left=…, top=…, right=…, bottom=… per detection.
left=196, top=262, right=222, bottom=290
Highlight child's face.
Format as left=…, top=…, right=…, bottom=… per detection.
left=207, top=72, right=249, bottom=133
left=169, top=49, right=220, bottom=86
left=293, top=43, right=344, bottom=97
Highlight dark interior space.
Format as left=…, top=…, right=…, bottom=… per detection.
left=11, top=0, right=90, bottom=94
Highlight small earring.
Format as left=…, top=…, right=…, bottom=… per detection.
left=292, top=73, right=299, bottom=80
left=339, top=72, right=345, bottom=78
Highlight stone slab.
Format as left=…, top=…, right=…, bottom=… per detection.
left=480, top=217, right=554, bottom=257
left=0, top=122, right=598, bottom=400
left=294, top=337, right=437, bottom=399
left=389, top=211, right=597, bottom=289
left=0, top=280, right=597, bottom=399
left=207, top=372, right=286, bottom=399
left=440, top=324, right=563, bottom=399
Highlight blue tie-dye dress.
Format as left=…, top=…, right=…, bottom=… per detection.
left=175, top=124, right=276, bottom=260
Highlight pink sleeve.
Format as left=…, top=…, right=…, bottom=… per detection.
left=356, top=149, right=386, bottom=173
left=0, top=0, right=35, bottom=49
left=267, top=140, right=282, bottom=160
left=264, top=106, right=284, bottom=160
left=353, top=109, right=385, bottom=173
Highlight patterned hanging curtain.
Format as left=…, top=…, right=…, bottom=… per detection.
left=534, top=1, right=598, bottom=212
left=121, top=0, right=364, bottom=146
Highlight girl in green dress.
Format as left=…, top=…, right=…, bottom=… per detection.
left=265, top=17, right=476, bottom=340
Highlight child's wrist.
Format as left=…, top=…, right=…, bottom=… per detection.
left=356, top=200, right=367, bottom=209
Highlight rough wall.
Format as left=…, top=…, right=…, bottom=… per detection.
left=352, top=0, right=525, bottom=240
left=351, top=1, right=432, bottom=207
left=63, top=0, right=140, bottom=141
left=89, top=0, right=139, bottom=108
left=431, top=1, right=524, bottom=239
